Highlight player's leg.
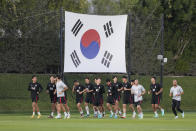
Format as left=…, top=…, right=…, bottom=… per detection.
left=154, top=104, right=159, bottom=118
left=129, top=104, right=136, bottom=118
left=77, top=102, right=84, bottom=117
left=55, top=97, right=62, bottom=119
left=137, top=105, right=143, bottom=119
left=84, top=97, right=90, bottom=116
left=157, top=96, right=164, bottom=116
left=172, top=99, right=178, bottom=119
left=121, top=104, right=127, bottom=118
left=35, top=96, right=41, bottom=119
left=98, top=105, right=103, bottom=118
left=107, top=101, right=113, bottom=118
left=176, top=101, right=184, bottom=118
left=31, top=101, right=36, bottom=118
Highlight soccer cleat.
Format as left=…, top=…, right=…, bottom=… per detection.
left=85, top=114, right=90, bottom=117
left=48, top=115, right=53, bottom=118
left=132, top=112, right=136, bottom=118
left=31, top=115, right=35, bottom=119
left=80, top=114, right=84, bottom=118
left=114, top=115, right=118, bottom=119
left=175, top=116, right=178, bottom=119
left=154, top=113, right=159, bottom=118
left=121, top=115, right=126, bottom=119
left=161, top=109, right=165, bottom=116
left=182, top=112, right=184, bottom=118
left=37, top=114, right=41, bottom=119
left=55, top=115, right=61, bottom=119
left=98, top=114, right=102, bottom=119
left=109, top=114, right=113, bottom=118
left=67, top=114, right=71, bottom=119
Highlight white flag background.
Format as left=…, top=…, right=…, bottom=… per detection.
left=64, top=11, right=127, bottom=73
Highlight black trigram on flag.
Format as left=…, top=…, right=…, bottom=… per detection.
left=101, top=51, right=113, bottom=68
left=71, top=19, right=83, bottom=36
left=70, top=50, right=81, bottom=68
left=103, top=21, right=114, bottom=38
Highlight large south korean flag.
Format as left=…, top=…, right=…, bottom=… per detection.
left=64, top=11, right=127, bottom=73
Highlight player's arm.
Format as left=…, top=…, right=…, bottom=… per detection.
left=169, top=88, right=173, bottom=97
left=72, top=85, right=75, bottom=93
left=79, top=86, right=86, bottom=94
left=54, top=89, right=57, bottom=95
left=148, top=85, right=151, bottom=95
left=155, top=84, right=163, bottom=95
left=176, top=87, right=184, bottom=96
left=139, top=86, right=146, bottom=96
left=88, top=85, right=94, bottom=93
left=38, top=84, right=43, bottom=94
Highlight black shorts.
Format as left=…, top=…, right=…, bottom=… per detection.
left=32, top=96, right=39, bottom=103
left=123, top=95, right=134, bottom=104
left=57, top=96, right=67, bottom=104
left=114, top=95, right=121, bottom=102
left=76, top=97, right=83, bottom=104
left=85, top=95, right=94, bottom=104
left=50, top=96, right=57, bottom=103
left=172, top=99, right=181, bottom=107
left=94, top=97, right=103, bottom=106
left=107, top=96, right=115, bottom=105
left=134, top=101, right=142, bottom=107
left=151, top=95, right=161, bottom=104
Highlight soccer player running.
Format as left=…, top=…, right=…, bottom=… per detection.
left=148, top=77, right=164, bottom=118
left=28, top=75, right=43, bottom=119
left=131, top=79, right=145, bottom=119
left=54, top=75, right=70, bottom=119
left=121, top=76, right=136, bottom=119
left=112, top=76, right=122, bottom=118
left=72, top=80, right=85, bottom=117
left=93, top=78, right=105, bottom=118
left=169, top=80, right=184, bottom=119
left=46, top=75, right=57, bottom=118
left=84, top=77, right=94, bottom=117
left=106, top=79, right=115, bottom=118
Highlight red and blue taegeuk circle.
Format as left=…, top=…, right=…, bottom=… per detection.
left=80, top=29, right=101, bottom=59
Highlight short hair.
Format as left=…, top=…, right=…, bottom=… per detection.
left=85, top=77, right=89, bottom=80
left=131, top=79, right=135, bottom=83
left=112, top=76, right=117, bottom=79
left=73, top=80, right=79, bottom=83
left=56, top=75, right=61, bottom=79
left=151, top=76, right=156, bottom=80
left=122, top=76, right=127, bottom=79
left=32, top=75, right=36, bottom=79
left=96, top=77, right=101, bottom=80
left=106, top=79, right=111, bottom=82
left=50, top=75, right=55, bottom=78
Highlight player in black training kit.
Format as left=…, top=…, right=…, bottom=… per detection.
left=112, top=76, right=123, bottom=118
left=106, top=79, right=116, bottom=118
left=28, top=75, right=43, bottom=119
left=148, top=77, right=164, bottom=117
left=84, top=77, right=94, bottom=117
left=72, top=80, right=85, bottom=117
left=93, top=78, right=105, bottom=119
left=121, top=76, right=136, bottom=119
left=46, top=76, right=57, bottom=118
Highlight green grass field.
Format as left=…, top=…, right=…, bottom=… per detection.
left=0, top=113, right=196, bottom=131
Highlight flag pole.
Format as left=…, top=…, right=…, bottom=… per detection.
left=127, top=13, right=132, bottom=82
left=160, top=14, right=164, bottom=88
left=59, top=7, right=64, bottom=80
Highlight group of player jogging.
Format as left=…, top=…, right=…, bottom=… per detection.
left=28, top=75, right=185, bottom=120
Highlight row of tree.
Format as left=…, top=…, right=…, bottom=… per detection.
left=0, top=0, right=196, bottom=75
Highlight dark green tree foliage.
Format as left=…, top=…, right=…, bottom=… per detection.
left=0, top=0, right=89, bottom=73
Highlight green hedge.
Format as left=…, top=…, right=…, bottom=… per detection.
left=0, top=73, right=196, bottom=113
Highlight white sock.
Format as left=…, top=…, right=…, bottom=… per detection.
left=51, top=112, right=54, bottom=116
left=103, top=111, right=105, bottom=115
left=133, top=111, right=136, bottom=114
left=64, top=112, right=67, bottom=116
left=98, top=110, right=101, bottom=115
left=119, top=110, right=122, bottom=114
left=67, top=112, right=70, bottom=115
left=123, top=113, right=126, bottom=117
left=154, top=111, right=158, bottom=114
left=85, top=106, right=89, bottom=115
left=80, top=110, right=83, bottom=115
left=58, top=113, right=61, bottom=116
left=94, top=111, right=98, bottom=115
left=110, top=110, right=113, bottom=115
left=33, top=112, right=35, bottom=115
left=37, top=112, right=41, bottom=115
